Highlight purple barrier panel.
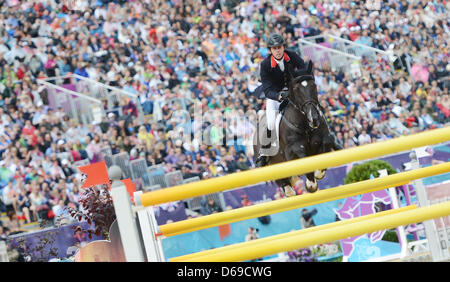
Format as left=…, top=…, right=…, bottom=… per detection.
left=317, top=166, right=348, bottom=189
left=427, top=144, right=450, bottom=163
left=223, top=190, right=242, bottom=210
left=154, top=201, right=187, bottom=225
left=379, top=153, right=410, bottom=170
left=433, top=149, right=450, bottom=162
left=8, top=221, right=103, bottom=261
left=223, top=182, right=278, bottom=210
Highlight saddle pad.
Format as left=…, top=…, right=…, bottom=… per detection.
left=258, top=113, right=279, bottom=157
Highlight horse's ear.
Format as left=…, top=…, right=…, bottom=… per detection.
left=307, top=61, right=313, bottom=74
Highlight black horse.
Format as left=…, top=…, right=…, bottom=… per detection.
left=253, top=61, right=342, bottom=196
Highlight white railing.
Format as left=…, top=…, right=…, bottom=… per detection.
left=38, top=74, right=145, bottom=125
left=37, top=77, right=103, bottom=125
left=298, top=33, right=396, bottom=78
left=298, top=38, right=362, bottom=77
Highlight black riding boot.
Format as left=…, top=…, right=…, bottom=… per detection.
left=256, top=129, right=272, bottom=167
left=255, top=155, right=269, bottom=168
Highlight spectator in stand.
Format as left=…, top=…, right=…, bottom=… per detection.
left=29, top=183, right=48, bottom=221
left=301, top=208, right=318, bottom=228
left=357, top=130, right=372, bottom=146
left=52, top=199, right=71, bottom=225
left=200, top=197, right=222, bottom=215
left=15, top=186, right=32, bottom=224
left=2, top=180, right=16, bottom=214
left=4, top=210, right=24, bottom=235
left=245, top=227, right=259, bottom=242
left=241, top=194, right=252, bottom=207
left=73, top=226, right=87, bottom=248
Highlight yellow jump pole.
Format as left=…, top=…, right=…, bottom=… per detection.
left=183, top=201, right=450, bottom=262
left=140, top=127, right=450, bottom=207
left=170, top=204, right=417, bottom=262
left=159, top=163, right=450, bottom=237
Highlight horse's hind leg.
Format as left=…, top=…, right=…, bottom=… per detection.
left=314, top=169, right=326, bottom=180
left=276, top=178, right=296, bottom=197
left=314, top=136, right=339, bottom=181
left=305, top=172, right=318, bottom=193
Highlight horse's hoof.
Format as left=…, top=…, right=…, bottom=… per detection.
left=314, top=169, right=326, bottom=180
left=283, top=185, right=296, bottom=197
left=306, top=178, right=318, bottom=193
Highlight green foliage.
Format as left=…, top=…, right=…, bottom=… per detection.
left=311, top=245, right=328, bottom=257
left=344, top=160, right=397, bottom=184
left=331, top=256, right=343, bottom=262
left=381, top=229, right=399, bottom=243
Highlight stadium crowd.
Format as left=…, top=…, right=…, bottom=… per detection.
left=0, top=0, right=449, bottom=235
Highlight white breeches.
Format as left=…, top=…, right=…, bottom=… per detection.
left=266, top=99, right=281, bottom=131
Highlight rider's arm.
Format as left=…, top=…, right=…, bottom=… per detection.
left=260, top=63, right=283, bottom=101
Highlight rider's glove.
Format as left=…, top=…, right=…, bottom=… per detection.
left=278, top=90, right=289, bottom=101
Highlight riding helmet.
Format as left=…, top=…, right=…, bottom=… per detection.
left=267, top=33, right=286, bottom=48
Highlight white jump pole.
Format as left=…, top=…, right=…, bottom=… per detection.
left=409, top=151, right=450, bottom=261
left=109, top=166, right=146, bottom=262
left=134, top=191, right=166, bottom=262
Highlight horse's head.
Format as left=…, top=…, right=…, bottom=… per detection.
left=287, top=61, right=321, bottom=129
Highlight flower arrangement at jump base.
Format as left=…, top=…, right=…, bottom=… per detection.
left=287, top=242, right=342, bottom=262
left=287, top=248, right=317, bottom=262
left=310, top=243, right=342, bottom=259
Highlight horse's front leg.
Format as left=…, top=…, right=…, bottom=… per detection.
left=286, top=133, right=308, bottom=159
left=307, top=135, right=323, bottom=189
left=302, top=151, right=319, bottom=193
left=284, top=135, right=316, bottom=194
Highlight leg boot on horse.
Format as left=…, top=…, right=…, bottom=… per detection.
left=311, top=131, right=342, bottom=182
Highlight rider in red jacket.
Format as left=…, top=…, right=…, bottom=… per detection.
left=255, top=33, right=306, bottom=168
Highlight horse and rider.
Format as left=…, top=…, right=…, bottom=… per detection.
left=253, top=33, right=342, bottom=196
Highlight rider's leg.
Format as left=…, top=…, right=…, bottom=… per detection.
left=264, top=99, right=281, bottom=148
left=266, top=98, right=280, bottom=133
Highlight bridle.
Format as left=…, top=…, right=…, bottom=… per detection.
left=287, top=74, right=323, bottom=121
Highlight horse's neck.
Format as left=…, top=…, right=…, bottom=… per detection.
left=284, top=103, right=306, bottom=125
